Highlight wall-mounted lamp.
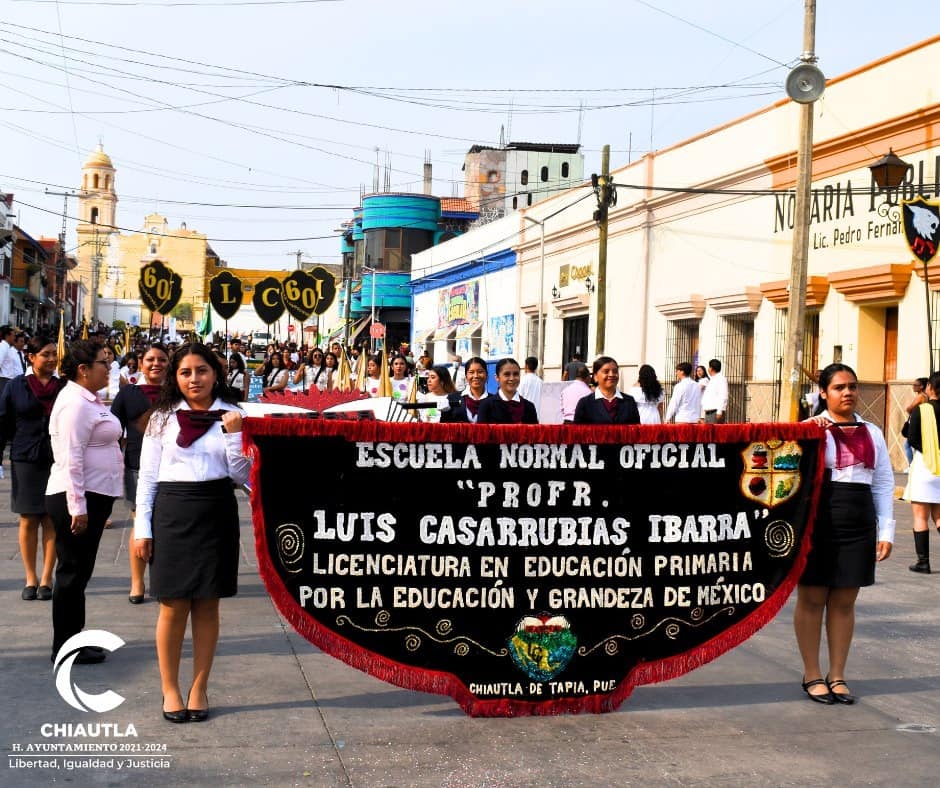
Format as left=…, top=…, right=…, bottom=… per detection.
left=584, top=276, right=595, bottom=294
left=551, top=285, right=560, bottom=299
left=868, top=149, right=909, bottom=192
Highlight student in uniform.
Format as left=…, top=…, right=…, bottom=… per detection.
left=574, top=356, right=641, bottom=425
left=134, top=344, right=252, bottom=723
left=476, top=358, right=539, bottom=424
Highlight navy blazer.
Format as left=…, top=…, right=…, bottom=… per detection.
left=573, top=392, right=641, bottom=425
left=476, top=395, right=539, bottom=424
left=0, top=374, right=67, bottom=463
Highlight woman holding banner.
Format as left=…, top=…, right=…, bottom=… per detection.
left=476, top=358, right=538, bottom=425
left=795, top=363, right=894, bottom=704
left=134, top=343, right=251, bottom=723
left=418, top=365, right=467, bottom=423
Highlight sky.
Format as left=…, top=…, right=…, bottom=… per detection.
left=0, top=0, right=928, bottom=282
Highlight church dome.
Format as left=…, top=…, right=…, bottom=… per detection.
left=84, top=143, right=113, bottom=169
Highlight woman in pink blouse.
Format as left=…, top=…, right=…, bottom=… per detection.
left=46, top=340, right=124, bottom=664
left=134, top=344, right=251, bottom=724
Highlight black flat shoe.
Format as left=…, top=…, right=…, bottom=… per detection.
left=185, top=708, right=209, bottom=723
left=826, top=676, right=857, bottom=705
left=163, top=698, right=187, bottom=724
left=801, top=677, right=833, bottom=704
left=21, top=585, right=37, bottom=601
left=128, top=594, right=145, bottom=604
left=37, top=585, right=52, bottom=601
left=74, top=647, right=107, bottom=665
left=186, top=690, right=209, bottom=723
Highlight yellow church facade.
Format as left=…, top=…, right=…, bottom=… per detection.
left=76, top=145, right=217, bottom=329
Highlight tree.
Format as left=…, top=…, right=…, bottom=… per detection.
left=172, top=303, right=193, bottom=323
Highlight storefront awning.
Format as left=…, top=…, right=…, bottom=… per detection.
left=455, top=321, right=482, bottom=339
left=414, top=327, right=436, bottom=344
left=432, top=326, right=457, bottom=341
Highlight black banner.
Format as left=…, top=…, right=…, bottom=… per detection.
left=245, top=420, right=824, bottom=716
left=252, top=275, right=285, bottom=325
left=209, top=271, right=244, bottom=320
left=139, top=259, right=183, bottom=315
left=902, top=196, right=940, bottom=264
left=281, top=270, right=319, bottom=322
left=309, top=265, right=338, bottom=316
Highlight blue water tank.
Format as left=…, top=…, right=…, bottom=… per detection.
left=362, top=193, right=440, bottom=232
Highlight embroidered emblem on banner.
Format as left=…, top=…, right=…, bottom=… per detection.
left=741, top=439, right=802, bottom=507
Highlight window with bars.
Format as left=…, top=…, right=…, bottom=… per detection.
left=664, top=319, right=700, bottom=397
left=930, top=290, right=940, bottom=373
left=526, top=315, right=540, bottom=359
left=714, top=315, right=754, bottom=422
left=772, top=309, right=819, bottom=418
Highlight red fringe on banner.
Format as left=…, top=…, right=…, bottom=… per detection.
left=243, top=419, right=826, bottom=717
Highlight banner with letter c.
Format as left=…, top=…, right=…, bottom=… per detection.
left=244, top=420, right=824, bottom=717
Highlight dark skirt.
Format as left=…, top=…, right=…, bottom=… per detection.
left=12, top=459, right=53, bottom=515
left=150, top=478, right=239, bottom=600
left=800, top=480, right=877, bottom=588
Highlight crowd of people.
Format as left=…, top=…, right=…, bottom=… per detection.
left=0, top=320, right=932, bottom=714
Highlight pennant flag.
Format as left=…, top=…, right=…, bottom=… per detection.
left=378, top=346, right=393, bottom=397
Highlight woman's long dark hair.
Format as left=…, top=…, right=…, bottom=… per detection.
left=153, top=342, right=239, bottom=415
left=637, top=364, right=662, bottom=402
left=430, top=365, right=457, bottom=394
left=813, top=363, right=857, bottom=415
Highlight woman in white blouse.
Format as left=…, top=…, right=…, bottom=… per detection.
left=134, top=344, right=252, bottom=723
left=795, top=363, right=894, bottom=705
left=46, top=340, right=123, bottom=664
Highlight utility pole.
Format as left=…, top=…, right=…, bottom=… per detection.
left=45, top=188, right=78, bottom=321
left=593, top=144, right=614, bottom=356
left=91, top=229, right=103, bottom=327
left=779, top=0, right=819, bottom=422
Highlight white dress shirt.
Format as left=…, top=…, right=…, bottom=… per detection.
left=821, top=412, right=896, bottom=543
left=0, top=339, right=21, bottom=378
left=518, top=372, right=543, bottom=414
left=665, top=376, right=703, bottom=423
left=46, top=381, right=123, bottom=515
left=134, top=399, right=252, bottom=539
left=701, top=371, right=729, bottom=415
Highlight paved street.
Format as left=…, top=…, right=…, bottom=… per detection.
left=1, top=469, right=938, bottom=787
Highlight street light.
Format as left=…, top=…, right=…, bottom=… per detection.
left=522, top=214, right=547, bottom=371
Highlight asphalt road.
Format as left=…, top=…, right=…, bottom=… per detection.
left=1, top=469, right=938, bottom=787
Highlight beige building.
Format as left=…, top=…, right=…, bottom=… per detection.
left=413, top=35, right=940, bottom=469
left=76, top=145, right=215, bottom=329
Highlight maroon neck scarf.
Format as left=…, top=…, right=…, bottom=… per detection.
left=27, top=375, right=61, bottom=417
left=828, top=421, right=876, bottom=470
left=464, top=395, right=483, bottom=418
left=176, top=409, right=225, bottom=448
left=139, top=385, right=161, bottom=405
left=503, top=398, right=525, bottom=423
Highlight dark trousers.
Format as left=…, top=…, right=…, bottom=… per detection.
left=46, top=491, right=116, bottom=656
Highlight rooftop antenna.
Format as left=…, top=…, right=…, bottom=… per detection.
left=499, top=124, right=505, bottom=148
left=384, top=150, right=391, bottom=192
left=373, top=147, right=380, bottom=193
left=576, top=99, right=584, bottom=145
